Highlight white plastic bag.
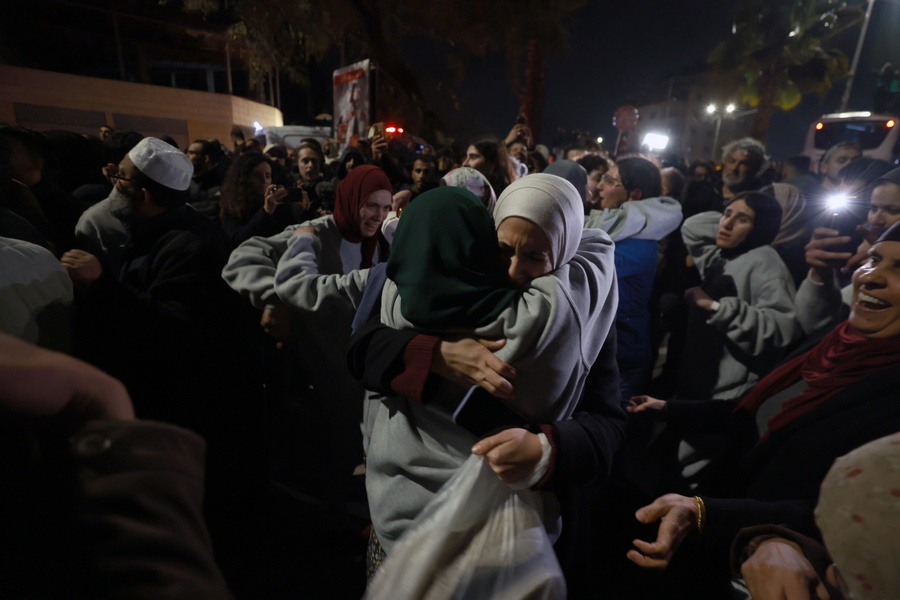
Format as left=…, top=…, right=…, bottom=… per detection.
left=365, top=454, right=566, bottom=600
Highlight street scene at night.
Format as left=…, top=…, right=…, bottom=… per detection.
left=1, top=0, right=899, bottom=598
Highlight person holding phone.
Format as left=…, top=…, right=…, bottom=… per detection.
left=796, top=167, right=900, bottom=334
left=218, top=151, right=311, bottom=248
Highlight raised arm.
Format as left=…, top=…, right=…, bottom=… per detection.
left=584, top=197, right=682, bottom=242
left=222, top=228, right=297, bottom=310
left=274, top=229, right=369, bottom=313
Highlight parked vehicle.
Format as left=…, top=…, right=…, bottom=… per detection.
left=802, top=111, right=899, bottom=171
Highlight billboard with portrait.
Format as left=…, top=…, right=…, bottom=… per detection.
left=333, top=59, right=372, bottom=149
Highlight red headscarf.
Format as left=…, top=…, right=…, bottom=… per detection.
left=333, top=164, right=392, bottom=268
left=736, top=321, right=900, bottom=436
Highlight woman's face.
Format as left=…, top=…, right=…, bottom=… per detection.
left=250, top=161, right=272, bottom=199
left=358, top=189, right=392, bottom=238
left=849, top=240, right=900, bottom=339
left=716, top=199, right=755, bottom=249
left=497, top=216, right=553, bottom=286
left=462, top=145, right=487, bottom=175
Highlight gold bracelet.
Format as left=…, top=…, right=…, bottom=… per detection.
left=693, top=496, right=706, bottom=535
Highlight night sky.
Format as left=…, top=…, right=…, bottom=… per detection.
left=399, top=0, right=898, bottom=160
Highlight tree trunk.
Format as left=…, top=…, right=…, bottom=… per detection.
left=348, top=0, right=440, bottom=136
left=750, top=72, right=778, bottom=141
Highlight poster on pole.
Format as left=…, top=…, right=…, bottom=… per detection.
left=333, top=59, right=372, bottom=149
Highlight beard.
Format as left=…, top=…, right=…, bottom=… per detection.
left=108, top=187, right=140, bottom=224
left=723, top=172, right=758, bottom=193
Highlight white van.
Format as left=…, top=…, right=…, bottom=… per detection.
left=259, top=125, right=332, bottom=149
left=802, top=112, right=899, bottom=171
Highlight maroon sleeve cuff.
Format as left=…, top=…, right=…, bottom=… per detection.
left=390, top=334, right=441, bottom=404
left=534, top=424, right=559, bottom=488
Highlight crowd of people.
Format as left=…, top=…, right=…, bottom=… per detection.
left=1, top=114, right=898, bottom=600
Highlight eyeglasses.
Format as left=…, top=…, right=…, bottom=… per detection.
left=600, top=173, right=623, bottom=187
left=106, top=165, right=135, bottom=185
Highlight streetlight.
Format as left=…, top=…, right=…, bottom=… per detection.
left=706, top=103, right=738, bottom=158
left=596, top=136, right=604, bottom=144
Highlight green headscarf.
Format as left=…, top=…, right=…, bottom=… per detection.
left=386, top=187, right=517, bottom=331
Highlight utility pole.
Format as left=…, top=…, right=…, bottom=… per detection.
left=840, top=0, right=876, bottom=112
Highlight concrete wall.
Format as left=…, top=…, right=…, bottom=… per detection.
left=0, top=65, right=282, bottom=148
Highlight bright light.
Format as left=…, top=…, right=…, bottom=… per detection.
left=887, top=120, right=896, bottom=128
left=726, top=104, right=736, bottom=113
left=397, top=127, right=404, bottom=134
left=823, top=111, right=872, bottom=119
left=253, top=121, right=263, bottom=133
left=643, top=132, right=670, bottom=152
left=827, top=194, right=851, bottom=214
left=596, top=136, right=604, bottom=144
left=815, top=122, right=824, bottom=130
left=706, top=104, right=716, bottom=114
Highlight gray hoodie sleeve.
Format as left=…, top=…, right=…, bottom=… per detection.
left=794, top=273, right=848, bottom=334
left=681, top=211, right=724, bottom=277
left=682, top=213, right=800, bottom=355
left=706, top=257, right=800, bottom=356
left=584, top=196, right=682, bottom=242
left=221, top=228, right=298, bottom=309
left=274, top=232, right=369, bottom=312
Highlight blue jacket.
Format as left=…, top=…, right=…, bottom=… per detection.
left=613, top=237, right=658, bottom=370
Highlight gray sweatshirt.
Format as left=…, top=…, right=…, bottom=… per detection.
left=365, top=228, right=619, bottom=553
left=682, top=211, right=801, bottom=400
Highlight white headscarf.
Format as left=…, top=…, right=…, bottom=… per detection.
left=493, top=173, right=584, bottom=270
left=441, top=167, right=497, bottom=214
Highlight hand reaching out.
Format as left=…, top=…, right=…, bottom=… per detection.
left=684, top=286, right=716, bottom=311
left=627, top=394, right=667, bottom=415
left=628, top=494, right=698, bottom=569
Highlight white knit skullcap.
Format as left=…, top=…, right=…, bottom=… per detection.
left=127, top=137, right=193, bottom=191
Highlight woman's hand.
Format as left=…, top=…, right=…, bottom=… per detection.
left=627, top=394, right=667, bottom=415
left=431, top=337, right=516, bottom=400
left=805, top=227, right=852, bottom=282
left=741, top=538, right=832, bottom=600
left=628, top=494, right=698, bottom=569
left=471, top=428, right=543, bottom=484
left=371, top=135, right=387, bottom=161
left=431, top=337, right=515, bottom=398
left=292, top=226, right=318, bottom=236
left=684, top=286, right=716, bottom=311
left=264, top=184, right=290, bottom=214
left=392, top=190, right=412, bottom=213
